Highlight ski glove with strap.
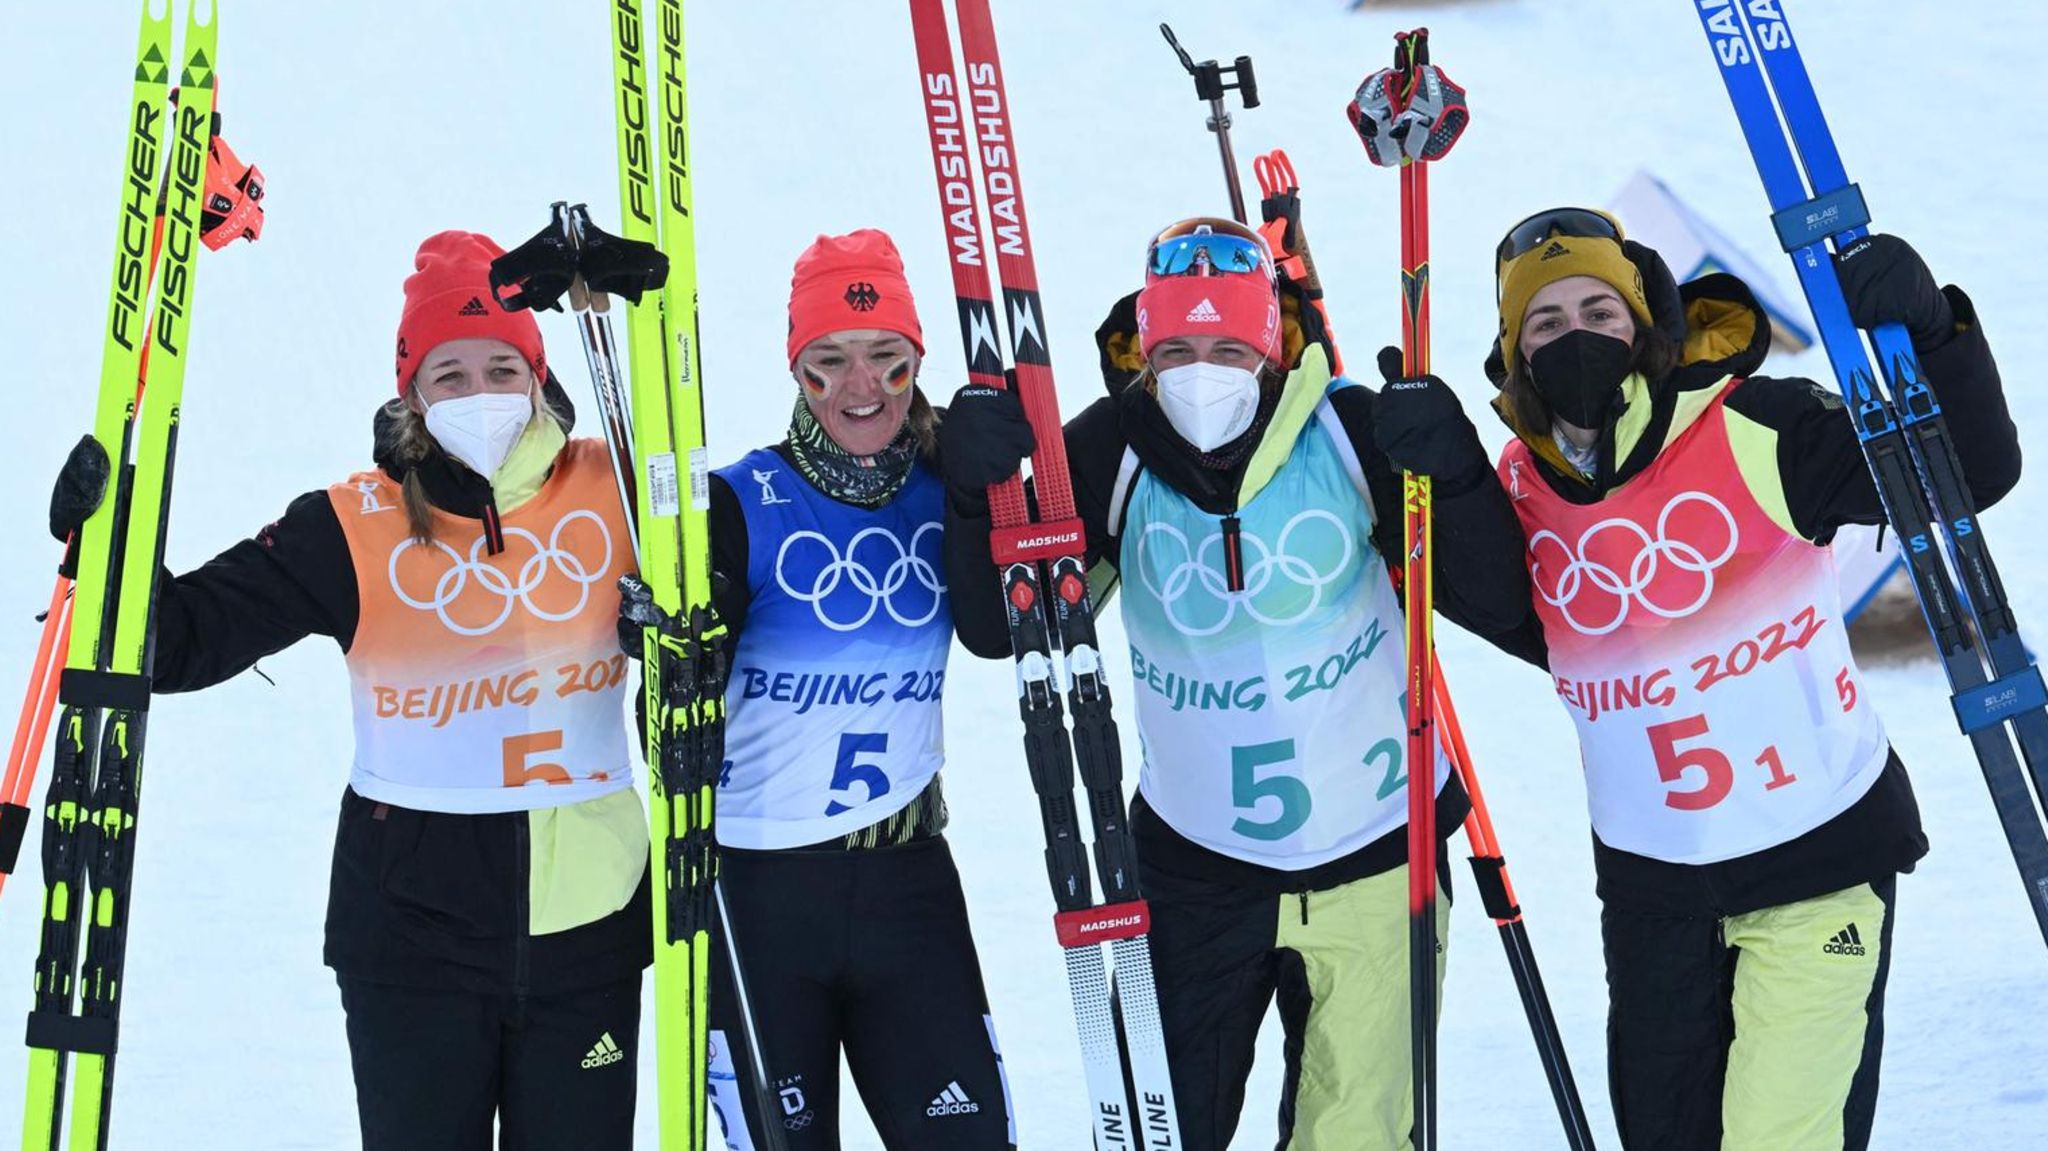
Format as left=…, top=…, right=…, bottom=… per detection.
left=1835, top=233, right=1955, bottom=348
left=1371, top=345, right=1488, bottom=490
left=49, top=435, right=111, bottom=544
left=938, top=381, right=1037, bottom=518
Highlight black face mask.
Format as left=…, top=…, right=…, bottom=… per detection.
left=1527, top=329, right=1633, bottom=430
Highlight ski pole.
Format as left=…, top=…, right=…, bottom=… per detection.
left=1435, top=670, right=1599, bottom=1149
left=1347, top=25, right=1471, bottom=1149
left=0, top=580, right=71, bottom=899
left=1159, top=23, right=1258, bottom=224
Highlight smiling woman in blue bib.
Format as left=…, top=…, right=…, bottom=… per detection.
left=655, top=229, right=1015, bottom=1151
left=941, top=216, right=1533, bottom=1151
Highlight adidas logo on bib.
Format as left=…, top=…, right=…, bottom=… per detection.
left=926, top=1081, right=980, bottom=1117
left=1822, top=922, right=1867, bottom=957
left=581, top=1032, right=625, bottom=1069
left=1185, top=298, right=1223, bottom=323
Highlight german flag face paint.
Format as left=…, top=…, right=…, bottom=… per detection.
left=792, top=329, right=921, bottom=459
left=793, top=330, right=919, bottom=401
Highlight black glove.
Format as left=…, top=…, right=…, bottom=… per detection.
left=1835, top=233, right=1954, bottom=347
left=937, top=382, right=1036, bottom=514
left=616, top=573, right=674, bottom=659
left=1372, top=346, right=1487, bottom=482
left=49, top=435, right=111, bottom=543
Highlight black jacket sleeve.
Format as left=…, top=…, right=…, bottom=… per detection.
left=707, top=472, right=752, bottom=646
left=1730, top=285, right=2020, bottom=544
left=1326, top=385, right=1537, bottom=642
left=150, top=490, right=360, bottom=693
left=944, top=397, right=1125, bottom=661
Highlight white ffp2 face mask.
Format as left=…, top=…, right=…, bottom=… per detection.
left=425, top=392, right=534, bottom=480
left=1154, top=361, right=1261, bottom=451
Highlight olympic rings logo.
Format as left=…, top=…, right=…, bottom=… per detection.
left=773, top=522, right=947, bottom=633
left=1527, top=491, right=1739, bottom=636
left=388, top=510, right=614, bottom=637
left=1135, top=510, right=1354, bottom=637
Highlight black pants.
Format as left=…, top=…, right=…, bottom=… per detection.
left=1603, top=876, right=1896, bottom=1151
left=711, top=836, right=1013, bottom=1150
left=337, top=974, right=641, bottom=1151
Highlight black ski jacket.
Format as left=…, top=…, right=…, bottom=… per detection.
left=1474, top=273, right=2019, bottom=916
left=947, top=283, right=1533, bottom=897
left=146, top=380, right=652, bottom=994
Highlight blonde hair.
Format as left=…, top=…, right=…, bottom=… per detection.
left=381, top=382, right=572, bottom=544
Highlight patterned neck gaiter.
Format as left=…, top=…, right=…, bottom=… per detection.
left=786, top=396, right=920, bottom=508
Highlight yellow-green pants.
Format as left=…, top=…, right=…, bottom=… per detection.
left=1603, top=878, right=1895, bottom=1151
left=1146, top=863, right=1449, bottom=1151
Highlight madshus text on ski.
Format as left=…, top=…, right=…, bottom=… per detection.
left=6, top=1, right=2035, bottom=1150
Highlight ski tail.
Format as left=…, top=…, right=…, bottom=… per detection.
left=1693, top=0, right=2048, bottom=946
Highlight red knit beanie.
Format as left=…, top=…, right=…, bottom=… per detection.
left=786, top=229, right=924, bottom=366
left=394, top=231, right=547, bottom=393
left=1135, top=275, right=1281, bottom=363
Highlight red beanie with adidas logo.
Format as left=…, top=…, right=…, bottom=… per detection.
left=1135, top=271, right=1281, bottom=364
left=393, top=230, right=548, bottom=394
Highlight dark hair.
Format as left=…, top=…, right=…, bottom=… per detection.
left=1500, top=321, right=1679, bottom=437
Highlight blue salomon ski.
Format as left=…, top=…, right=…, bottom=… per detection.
left=1692, top=0, right=2048, bottom=948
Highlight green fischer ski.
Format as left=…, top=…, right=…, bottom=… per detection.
left=22, top=2, right=217, bottom=1148
left=610, top=2, right=722, bottom=1146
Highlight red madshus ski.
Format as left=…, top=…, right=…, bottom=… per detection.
left=906, top=0, right=1182, bottom=1146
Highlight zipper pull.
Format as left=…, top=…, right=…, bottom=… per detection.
left=1222, top=514, right=1247, bottom=593
left=1298, top=890, right=1309, bottom=926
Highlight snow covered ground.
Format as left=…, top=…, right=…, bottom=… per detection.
left=2, top=0, right=2045, bottom=1146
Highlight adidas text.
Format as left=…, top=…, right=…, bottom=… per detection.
left=1185, top=298, right=1223, bottom=323
left=1822, top=923, right=1868, bottom=957
left=581, top=1032, right=626, bottom=1069
left=927, top=1081, right=981, bottom=1118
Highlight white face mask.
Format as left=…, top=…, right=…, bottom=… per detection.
left=1154, top=361, right=1262, bottom=451
left=424, top=392, right=533, bottom=480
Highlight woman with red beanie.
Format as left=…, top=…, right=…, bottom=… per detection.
left=668, top=228, right=1015, bottom=1149
left=49, top=230, right=651, bottom=1149
left=939, top=217, right=1531, bottom=1149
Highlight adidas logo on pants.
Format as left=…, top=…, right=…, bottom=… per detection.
left=926, top=1081, right=981, bottom=1117
left=581, top=1032, right=625, bottom=1069
left=1822, top=922, right=1867, bottom=957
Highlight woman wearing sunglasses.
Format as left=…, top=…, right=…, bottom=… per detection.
left=1375, top=207, right=2020, bottom=1150
left=941, top=217, right=1531, bottom=1149
left=643, top=229, right=1015, bottom=1148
